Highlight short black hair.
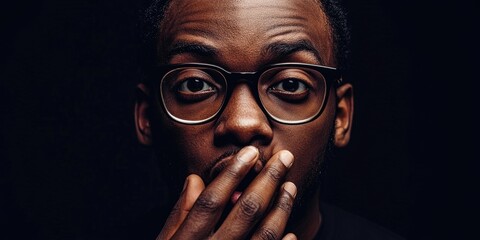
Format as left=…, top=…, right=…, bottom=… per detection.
left=139, top=0, right=351, bottom=73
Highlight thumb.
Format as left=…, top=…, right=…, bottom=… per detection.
left=156, top=174, right=205, bottom=240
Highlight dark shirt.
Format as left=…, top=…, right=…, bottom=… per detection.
left=316, top=203, right=405, bottom=240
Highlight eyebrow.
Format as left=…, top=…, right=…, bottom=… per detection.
left=262, top=40, right=323, bottom=64
left=165, top=40, right=323, bottom=64
left=166, top=41, right=218, bottom=60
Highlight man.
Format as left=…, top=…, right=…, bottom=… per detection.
left=134, top=0, right=404, bottom=239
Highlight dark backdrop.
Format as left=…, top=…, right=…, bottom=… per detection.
left=2, top=1, right=475, bottom=239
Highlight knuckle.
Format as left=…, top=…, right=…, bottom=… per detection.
left=276, top=194, right=293, bottom=213
left=266, top=165, right=283, bottom=182
left=238, top=193, right=263, bottom=219
left=223, top=165, right=243, bottom=180
left=257, top=227, right=279, bottom=240
left=194, top=192, right=222, bottom=213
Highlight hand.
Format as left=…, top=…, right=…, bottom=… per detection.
left=156, top=146, right=298, bottom=240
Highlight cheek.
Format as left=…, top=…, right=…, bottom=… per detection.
left=275, top=125, right=330, bottom=184
left=153, top=113, right=217, bottom=177
left=176, top=127, right=215, bottom=172
left=273, top=94, right=336, bottom=186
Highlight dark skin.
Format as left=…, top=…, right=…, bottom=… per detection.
left=135, top=0, right=354, bottom=239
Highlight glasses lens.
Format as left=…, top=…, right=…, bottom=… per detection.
left=258, top=67, right=327, bottom=122
left=160, top=67, right=226, bottom=122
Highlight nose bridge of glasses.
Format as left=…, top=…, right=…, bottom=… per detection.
left=225, top=71, right=258, bottom=86
left=223, top=72, right=263, bottom=110
left=222, top=71, right=261, bottom=107
left=221, top=81, right=268, bottom=129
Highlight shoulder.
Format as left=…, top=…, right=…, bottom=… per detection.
left=316, top=202, right=405, bottom=240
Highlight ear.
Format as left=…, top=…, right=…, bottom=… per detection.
left=134, top=83, right=152, bottom=146
left=334, top=83, right=354, bottom=148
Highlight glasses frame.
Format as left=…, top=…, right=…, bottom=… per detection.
left=151, top=62, right=342, bottom=125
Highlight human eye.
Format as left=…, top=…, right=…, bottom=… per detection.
left=267, top=70, right=312, bottom=102
left=173, top=69, right=218, bottom=102
left=178, top=78, right=215, bottom=93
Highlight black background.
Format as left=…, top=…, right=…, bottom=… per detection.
left=1, top=0, right=477, bottom=239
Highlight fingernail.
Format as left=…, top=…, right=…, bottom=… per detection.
left=182, top=176, right=190, bottom=192
left=237, top=146, right=258, bottom=163
left=283, top=182, right=297, bottom=198
left=279, top=151, right=294, bottom=168
left=283, top=233, right=297, bottom=240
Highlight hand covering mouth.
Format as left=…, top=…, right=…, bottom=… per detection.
left=209, top=150, right=266, bottom=203
left=208, top=149, right=265, bottom=181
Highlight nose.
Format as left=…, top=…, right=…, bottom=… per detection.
left=214, top=84, right=273, bottom=146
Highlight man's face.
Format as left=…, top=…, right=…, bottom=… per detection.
left=137, top=0, right=352, bottom=208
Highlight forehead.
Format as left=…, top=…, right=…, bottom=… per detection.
left=159, top=0, right=335, bottom=69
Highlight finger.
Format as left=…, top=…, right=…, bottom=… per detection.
left=282, top=233, right=297, bottom=240
left=156, top=174, right=205, bottom=240
left=251, top=182, right=297, bottom=240
left=213, top=150, right=294, bottom=240
left=172, top=146, right=259, bottom=240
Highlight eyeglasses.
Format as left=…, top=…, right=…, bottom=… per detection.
left=152, top=62, right=341, bottom=125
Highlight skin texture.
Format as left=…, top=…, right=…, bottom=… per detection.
left=135, top=0, right=354, bottom=239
